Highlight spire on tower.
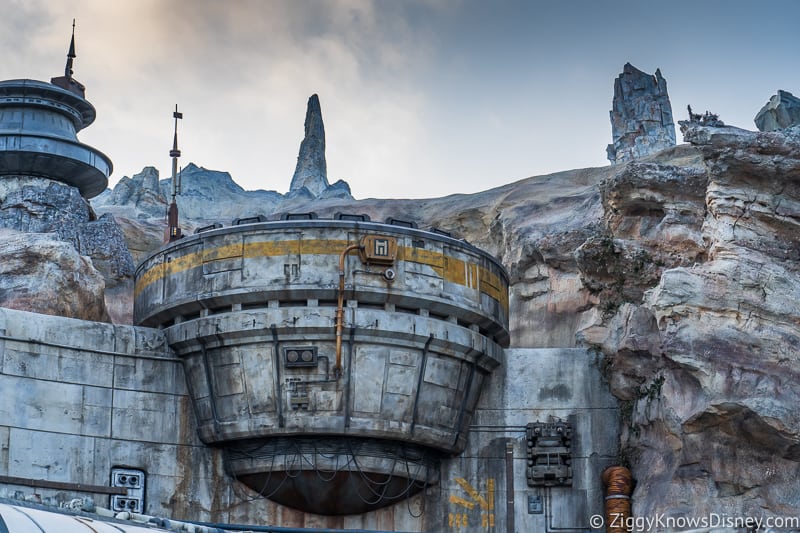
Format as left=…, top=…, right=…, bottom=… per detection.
left=65, top=19, right=76, bottom=78
left=51, top=19, right=86, bottom=98
left=167, top=105, right=184, bottom=242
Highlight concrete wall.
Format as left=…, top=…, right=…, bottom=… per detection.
left=0, top=308, right=618, bottom=531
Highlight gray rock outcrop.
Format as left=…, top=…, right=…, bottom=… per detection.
left=159, top=163, right=283, bottom=221
left=754, top=89, right=800, bottom=131
left=95, top=166, right=168, bottom=218
left=607, top=63, right=676, bottom=165
left=289, top=94, right=330, bottom=197
left=0, top=177, right=135, bottom=281
left=0, top=229, right=110, bottom=322
left=581, top=124, right=800, bottom=519
left=0, top=176, right=134, bottom=322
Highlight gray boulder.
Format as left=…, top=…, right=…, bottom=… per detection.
left=754, top=89, right=800, bottom=131
left=0, top=229, right=110, bottom=322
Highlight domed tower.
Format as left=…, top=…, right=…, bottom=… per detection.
left=0, top=22, right=112, bottom=197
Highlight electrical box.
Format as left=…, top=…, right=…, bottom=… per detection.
left=110, top=467, right=146, bottom=513
left=527, top=494, right=543, bottom=514
left=359, top=235, right=397, bottom=265
left=526, top=420, right=573, bottom=487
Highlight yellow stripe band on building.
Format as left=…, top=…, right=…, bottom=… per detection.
left=135, top=238, right=508, bottom=313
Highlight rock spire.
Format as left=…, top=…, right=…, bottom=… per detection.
left=607, top=63, right=676, bottom=165
left=289, top=94, right=330, bottom=196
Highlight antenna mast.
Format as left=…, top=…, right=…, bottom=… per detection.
left=167, top=105, right=183, bottom=242
left=51, top=18, right=86, bottom=97
left=65, top=19, right=76, bottom=79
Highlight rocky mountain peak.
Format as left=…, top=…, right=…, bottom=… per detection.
left=135, top=166, right=161, bottom=192
left=289, top=94, right=331, bottom=197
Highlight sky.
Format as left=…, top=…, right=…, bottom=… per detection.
left=2, top=0, right=799, bottom=200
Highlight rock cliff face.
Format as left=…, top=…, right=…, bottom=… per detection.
left=755, top=89, right=800, bottom=132
left=607, top=63, right=676, bottom=165
left=581, top=125, right=800, bottom=518
left=0, top=229, right=110, bottom=322
left=0, top=176, right=134, bottom=322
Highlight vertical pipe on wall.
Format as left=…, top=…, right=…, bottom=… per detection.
left=505, top=440, right=515, bottom=533
left=270, top=324, right=284, bottom=427
left=603, top=466, right=633, bottom=533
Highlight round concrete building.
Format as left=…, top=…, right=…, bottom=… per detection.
left=0, top=32, right=111, bottom=199
left=134, top=218, right=509, bottom=515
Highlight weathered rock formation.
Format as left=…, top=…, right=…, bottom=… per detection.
left=607, top=63, right=676, bottom=165
left=755, top=89, right=800, bottom=132
left=158, top=163, right=283, bottom=221
left=0, top=229, right=110, bottom=322
left=581, top=124, right=800, bottom=519
left=289, top=94, right=330, bottom=196
left=95, top=166, right=168, bottom=218
left=288, top=94, right=352, bottom=199
left=0, top=176, right=134, bottom=322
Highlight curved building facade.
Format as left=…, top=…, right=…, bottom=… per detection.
left=0, top=78, right=111, bottom=198
left=134, top=219, right=509, bottom=514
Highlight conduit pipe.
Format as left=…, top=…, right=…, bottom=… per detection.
left=602, top=465, right=633, bottom=533
left=334, top=243, right=363, bottom=377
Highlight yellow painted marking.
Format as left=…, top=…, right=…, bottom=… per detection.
left=487, top=478, right=495, bottom=511
left=202, top=242, right=242, bottom=262
left=135, top=238, right=509, bottom=314
left=448, top=513, right=469, bottom=528
left=448, top=495, right=475, bottom=509
left=454, top=478, right=489, bottom=510
left=442, top=256, right=465, bottom=286
left=400, top=246, right=444, bottom=276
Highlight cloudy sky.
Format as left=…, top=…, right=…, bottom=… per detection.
left=2, top=0, right=799, bottom=199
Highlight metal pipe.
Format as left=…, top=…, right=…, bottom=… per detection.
left=334, top=243, right=362, bottom=378
left=452, top=363, right=476, bottom=447
left=409, top=334, right=435, bottom=435
left=505, top=440, right=515, bottom=533
left=270, top=324, right=285, bottom=427
left=200, top=341, right=222, bottom=433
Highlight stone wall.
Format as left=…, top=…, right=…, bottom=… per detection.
left=0, top=307, right=618, bottom=531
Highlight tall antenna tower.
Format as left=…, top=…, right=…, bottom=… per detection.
left=167, top=105, right=183, bottom=242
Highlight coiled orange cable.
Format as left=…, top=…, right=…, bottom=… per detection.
left=602, top=466, right=633, bottom=533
